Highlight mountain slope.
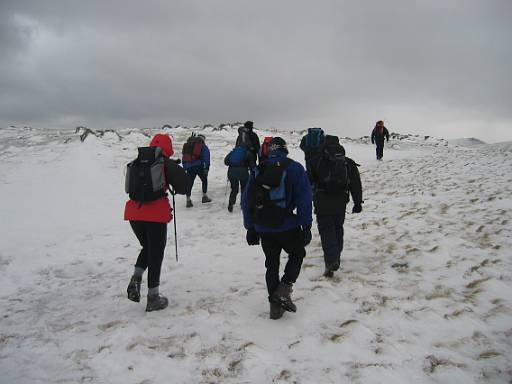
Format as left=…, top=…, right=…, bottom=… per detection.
left=0, top=127, right=510, bottom=383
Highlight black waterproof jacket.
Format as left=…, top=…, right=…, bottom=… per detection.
left=310, top=144, right=363, bottom=215
left=236, top=127, right=260, bottom=157
left=371, top=126, right=390, bottom=144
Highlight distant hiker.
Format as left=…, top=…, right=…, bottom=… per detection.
left=300, top=127, right=325, bottom=180
left=371, top=120, right=390, bottom=160
left=242, top=137, right=313, bottom=320
left=309, top=135, right=363, bottom=277
left=236, top=121, right=260, bottom=160
left=224, top=143, right=256, bottom=212
left=258, top=136, right=273, bottom=164
left=124, top=133, right=188, bottom=311
left=182, top=133, right=211, bottom=207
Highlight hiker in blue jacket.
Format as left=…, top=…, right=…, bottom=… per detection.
left=242, top=137, right=313, bottom=320
left=224, top=144, right=256, bottom=212
left=182, top=134, right=211, bottom=207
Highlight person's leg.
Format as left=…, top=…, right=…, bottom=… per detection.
left=377, top=143, right=384, bottom=159
left=127, top=220, right=148, bottom=302
left=145, top=222, right=168, bottom=290
left=145, top=222, right=169, bottom=312
left=198, top=170, right=208, bottom=194
left=260, top=233, right=282, bottom=296
left=186, top=168, right=197, bottom=206
left=317, top=215, right=339, bottom=267
left=268, top=228, right=305, bottom=313
left=280, top=228, right=306, bottom=285
left=186, top=168, right=197, bottom=197
left=228, top=176, right=239, bottom=208
left=335, top=210, right=346, bottom=257
left=130, top=221, right=148, bottom=272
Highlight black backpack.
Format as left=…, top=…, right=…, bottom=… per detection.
left=314, top=145, right=349, bottom=194
left=247, top=159, right=291, bottom=227
left=237, top=126, right=253, bottom=149
left=125, top=146, right=167, bottom=203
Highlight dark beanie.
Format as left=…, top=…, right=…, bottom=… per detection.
left=323, top=135, right=339, bottom=145
left=268, top=137, right=288, bottom=154
left=244, top=121, right=254, bottom=129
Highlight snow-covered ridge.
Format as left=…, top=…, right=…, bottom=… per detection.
left=0, top=124, right=511, bottom=383
left=1, top=125, right=472, bottom=151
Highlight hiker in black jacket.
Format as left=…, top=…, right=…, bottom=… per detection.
left=371, top=120, right=390, bottom=160
left=310, top=135, right=363, bottom=277
left=236, top=121, right=260, bottom=160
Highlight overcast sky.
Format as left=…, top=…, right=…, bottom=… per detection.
left=1, top=1, right=511, bottom=142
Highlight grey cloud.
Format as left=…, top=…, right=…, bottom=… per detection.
left=0, top=0, right=511, bottom=142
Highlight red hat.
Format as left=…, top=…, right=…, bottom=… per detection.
left=150, top=133, right=174, bottom=158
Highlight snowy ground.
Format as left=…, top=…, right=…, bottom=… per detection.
left=0, top=126, right=511, bottom=383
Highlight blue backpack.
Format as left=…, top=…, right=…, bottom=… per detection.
left=305, top=127, right=325, bottom=149
left=228, top=145, right=247, bottom=167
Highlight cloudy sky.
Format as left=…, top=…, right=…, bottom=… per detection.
left=1, top=1, right=511, bottom=142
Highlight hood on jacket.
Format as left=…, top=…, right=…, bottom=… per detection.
left=150, top=133, right=174, bottom=158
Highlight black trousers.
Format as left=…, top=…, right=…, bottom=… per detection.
left=260, top=228, right=306, bottom=296
left=228, top=167, right=249, bottom=205
left=130, top=221, right=167, bottom=289
left=186, top=166, right=208, bottom=196
left=375, top=142, right=384, bottom=159
left=316, top=212, right=345, bottom=266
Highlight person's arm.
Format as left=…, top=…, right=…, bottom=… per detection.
left=241, top=175, right=255, bottom=230
left=252, top=133, right=260, bottom=153
left=165, top=159, right=188, bottom=195
left=224, top=152, right=231, bottom=166
left=201, top=145, right=211, bottom=170
left=371, top=128, right=375, bottom=144
left=299, top=136, right=306, bottom=151
left=347, top=158, right=363, bottom=206
left=385, top=128, right=390, bottom=142
left=292, top=163, right=313, bottom=227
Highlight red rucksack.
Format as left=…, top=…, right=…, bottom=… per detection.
left=182, top=134, right=204, bottom=162
left=259, top=136, right=273, bottom=162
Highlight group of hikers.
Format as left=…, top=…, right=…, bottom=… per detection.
left=123, top=120, right=389, bottom=318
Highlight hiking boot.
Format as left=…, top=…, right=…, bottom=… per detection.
left=323, top=262, right=340, bottom=278
left=202, top=195, right=212, bottom=203
left=127, top=276, right=141, bottom=303
left=269, top=300, right=285, bottom=320
left=228, top=203, right=233, bottom=212
left=271, top=282, right=296, bottom=313
left=186, top=199, right=193, bottom=208
left=146, top=294, right=168, bottom=312
left=323, top=268, right=334, bottom=278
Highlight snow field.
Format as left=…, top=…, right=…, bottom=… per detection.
left=0, top=127, right=510, bottom=383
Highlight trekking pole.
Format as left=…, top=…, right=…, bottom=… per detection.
left=223, top=178, right=229, bottom=208
left=171, top=189, right=179, bottom=262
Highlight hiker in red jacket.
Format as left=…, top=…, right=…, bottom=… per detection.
left=124, top=133, right=187, bottom=312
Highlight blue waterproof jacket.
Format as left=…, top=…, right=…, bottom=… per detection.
left=242, top=150, right=313, bottom=233
left=182, top=144, right=210, bottom=170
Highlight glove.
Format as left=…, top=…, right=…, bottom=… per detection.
left=246, top=229, right=260, bottom=246
left=352, top=204, right=362, bottom=213
left=170, top=158, right=181, bottom=164
left=302, top=225, right=312, bottom=246
left=203, top=168, right=209, bottom=176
